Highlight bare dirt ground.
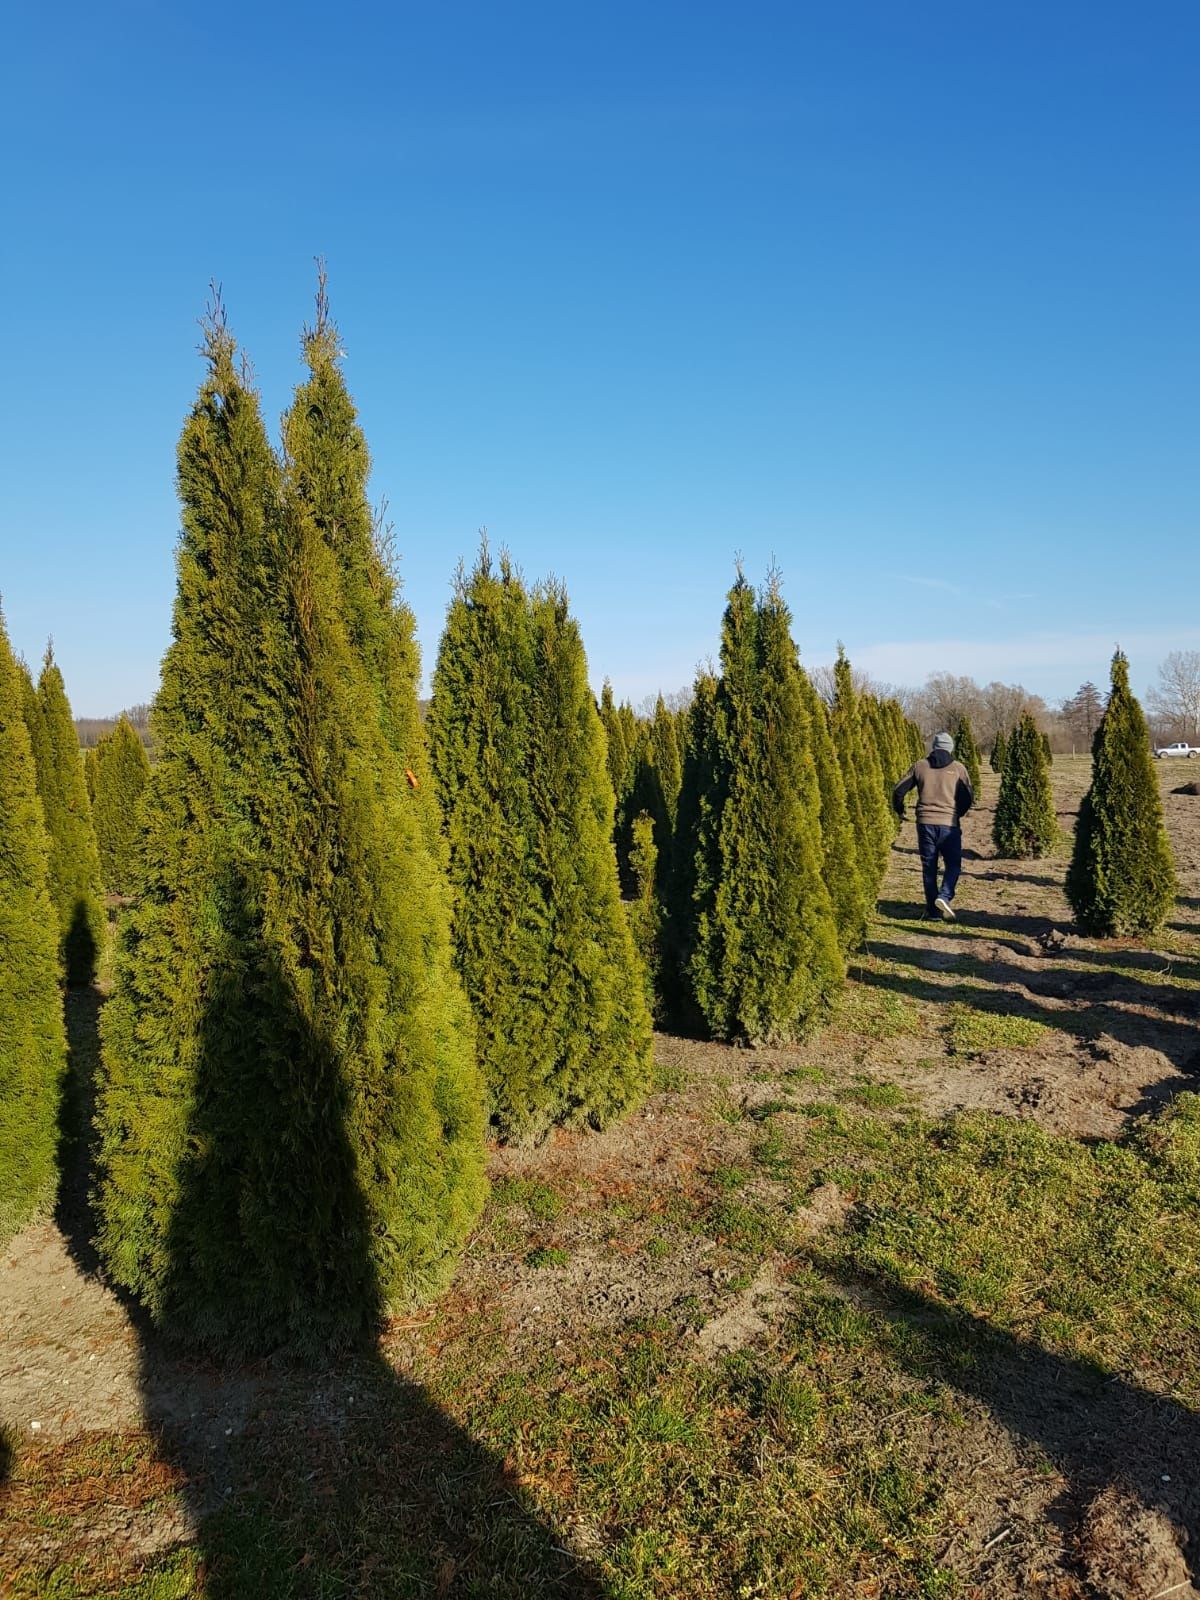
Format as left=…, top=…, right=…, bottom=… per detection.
left=2, top=755, right=1199, bottom=1597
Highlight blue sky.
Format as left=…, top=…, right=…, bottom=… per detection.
left=1, top=2, right=1197, bottom=715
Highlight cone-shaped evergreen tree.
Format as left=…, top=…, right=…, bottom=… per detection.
left=798, top=666, right=869, bottom=953
left=831, top=646, right=892, bottom=898
left=1067, top=652, right=1176, bottom=935
left=953, top=715, right=983, bottom=798
left=599, top=679, right=629, bottom=804
left=91, top=716, right=151, bottom=896
left=664, top=670, right=720, bottom=1030
left=23, top=647, right=105, bottom=984
left=94, top=304, right=485, bottom=1352
left=0, top=610, right=67, bottom=1245
left=1041, top=729, right=1054, bottom=766
left=626, top=812, right=662, bottom=1018
left=652, top=695, right=683, bottom=830
left=993, top=711, right=1057, bottom=858
left=990, top=729, right=1008, bottom=773
left=688, top=574, right=843, bottom=1044
left=84, top=743, right=99, bottom=802
left=430, top=550, right=651, bottom=1140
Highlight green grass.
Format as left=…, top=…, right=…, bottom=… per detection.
left=944, top=1003, right=1047, bottom=1055
left=490, top=1176, right=565, bottom=1222
left=837, top=981, right=926, bottom=1040
left=526, top=1245, right=569, bottom=1269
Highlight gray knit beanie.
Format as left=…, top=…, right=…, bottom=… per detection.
left=932, top=732, right=954, bottom=754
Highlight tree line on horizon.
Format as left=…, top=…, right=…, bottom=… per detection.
left=0, top=283, right=1179, bottom=1351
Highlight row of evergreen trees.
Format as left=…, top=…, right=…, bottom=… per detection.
left=0, top=283, right=1179, bottom=1348
left=599, top=577, right=922, bottom=1043
left=0, top=630, right=155, bottom=1244
left=985, top=655, right=1176, bottom=935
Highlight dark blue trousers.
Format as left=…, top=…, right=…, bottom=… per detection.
left=916, top=823, right=962, bottom=911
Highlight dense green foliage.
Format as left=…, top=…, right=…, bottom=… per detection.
left=831, top=648, right=891, bottom=899
left=1067, top=652, right=1176, bottom=935
left=1041, top=729, right=1054, bottom=766
left=626, top=811, right=662, bottom=1018
left=22, top=649, right=106, bottom=983
left=430, top=549, right=652, bottom=1140
left=598, top=680, right=628, bottom=802
left=952, top=715, right=982, bottom=798
left=0, top=612, right=67, bottom=1244
left=684, top=575, right=843, bottom=1044
left=91, top=715, right=151, bottom=895
left=798, top=668, right=869, bottom=953
left=989, top=729, right=1007, bottom=773
left=94, top=305, right=485, bottom=1352
left=992, top=711, right=1057, bottom=858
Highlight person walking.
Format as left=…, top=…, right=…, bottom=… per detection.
left=892, top=732, right=974, bottom=920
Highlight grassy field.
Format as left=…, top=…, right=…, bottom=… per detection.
left=2, top=756, right=1199, bottom=1597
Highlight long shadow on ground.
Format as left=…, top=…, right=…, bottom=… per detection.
left=856, top=953, right=1200, bottom=1076
left=55, top=956, right=610, bottom=1599
left=832, top=1267, right=1200, bottom=1584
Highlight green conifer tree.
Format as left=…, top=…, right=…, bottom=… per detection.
left=94, top=304, right=485, bottom=1352
left=993, top=711, right=1057, bottom=858
left=24, top=647, right=105, bottom=984
left=1041, top=729, right=1054, bottom=766
left=84, top=744, right=99, bottom=802
left=626, top=812, right=662, bottom=1019
left=664, top=671, right=720, bottom=1029
left=831, top=646, right=892, bottom=898
left=953, top=715, right=983, bottom=798
left=430, top=550, right=651, bottom=1140
left=651, top=694, right=683, bottom=830
left=91, top=716, right=151, bottom=896
left=798, top=666, right=869, bottom=952
left=688, top=574, right=843, bottom=1044
left=1067, top=653, right=1176, bottom=935
left=0, top=611, right=67, bottom=1245
left=599, top=680, right=629, bottom=804
left=990, top=729, right=1008, bottom=773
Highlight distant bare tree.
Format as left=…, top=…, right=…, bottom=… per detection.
left=1147, top=650, right=1200, bottom=740
left=918, top=672, right=984, bottom=735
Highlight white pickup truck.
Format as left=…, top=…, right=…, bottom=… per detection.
left=1154, top=741, right=1199, bottom=758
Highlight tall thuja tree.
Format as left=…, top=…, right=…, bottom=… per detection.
left=689, top=574, right=842, bottom=1044
left=993, top=711, right=1057, bottom=858
left=95, top=306, right=485, bottom=1352
left=1067, top=653, right=1175, bottom=935
left=990, top=729, right=1008, bottom=773
left=798, top=666, right=869, bottom=953
left=664, top=670, right=720, bottom=1028
left=599, top=680, right=629, bottom=806
left=91, top=716, right=151, bottom=895
left=652, top=696, right=683, bottom=832
left=953, top=715, right=982, bottom=798
left=24, top=647, right=105, bottom=983
left=430, top=551, right=651, bottom=1140
left=0, top=610, right=67, bottom=1245
left=831, top=647, right=891, bottom=900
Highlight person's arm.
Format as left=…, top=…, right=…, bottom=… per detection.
left=955, top=765, right=974, bottom=819
left=892, top=766, right=917, bottom=819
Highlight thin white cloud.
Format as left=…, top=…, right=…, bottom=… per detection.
left=832, top=626, right=1200, bottom=698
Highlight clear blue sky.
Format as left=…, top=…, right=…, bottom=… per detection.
left=1, top=2, right=1197, bottom=716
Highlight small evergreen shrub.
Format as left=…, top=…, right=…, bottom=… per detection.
left=993, top=712, right=1057, bottom=858
left=953, top=715, right=982, bottom=798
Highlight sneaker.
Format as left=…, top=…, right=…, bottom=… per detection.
left=934, top=896, right=956, bottom=921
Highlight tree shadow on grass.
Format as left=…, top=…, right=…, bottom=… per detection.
left=876, top=899, right=1055, bottom=938
left=855, top=953, right=1200, bottom=1075
left=830, top=1267, right=1200, bottom=1582
left=55, top=894, right=609, bottom=1597
left=56, top=983, right=105, bottom=1277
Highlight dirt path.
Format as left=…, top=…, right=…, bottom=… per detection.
left=2, top=755, right=1198, bottom=1598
